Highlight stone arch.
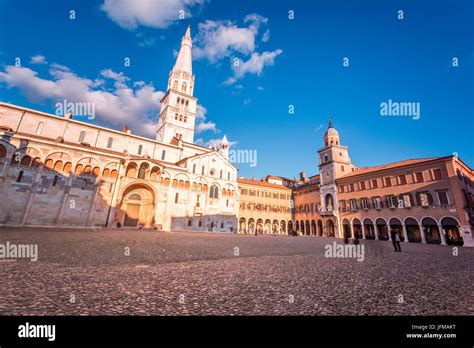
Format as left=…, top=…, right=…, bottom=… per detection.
left=311, top=220, right=316, bottom=236
left=272, top=219, right=279, bottom=233
left=125, top=162, right=138, bottom=178
left=119, top=183, right=156, bottom=228
left=317, top=220, right=323, bottom=236
left=264, top=219, right=271, bottom=234
left=256, top=218, right=263, bottom=233
left=440, top=216, right=463, bottom=246
left=326, top=219, right=335, bottom=237
left=375, top=218, right=389, bottom=240
left=421, top=217, right=441, bottom=245
left=352, top=218, right=362, bottom=239
left=342, top=218, right=351, bottom=239
left=388, top=217, right=406, bottom=242
left=281, top=220, right=286, bottom=234
left=363, top=218, right=375, bottom=240
left=248, top=218, right=255, bottom=233
left=239, top=217, right=247, bottom=233
left=403, top=217, right=419, bottom=243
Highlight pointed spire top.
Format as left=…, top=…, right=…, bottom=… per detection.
left=173, top=26, right=193, bottom=74
left=328, top=116, right=334, bottom=129
left=222, top=134, right=228, bottom=145
left=185, top=24, right=191, bottom=39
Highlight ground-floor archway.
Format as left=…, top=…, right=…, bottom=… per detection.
left=363, top=218, right=375, bottom=240
left=120, top=184, right=155, bottom=228
left=352, top=218, right=363, bottom=239
left=326, top=220, right=335, bottom=237
left=441, top=217, right=463, bottom=246
left=422, top=217, right=441, bottom=244
left=376, top=218, right=389, bottom=240
left=390, top=218, right=405, bottom=242
left=404, top=218, right=420, bottom=243
left=317, top=220, right=323, bottom=236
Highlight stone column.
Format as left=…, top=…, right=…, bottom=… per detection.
left=20, top=166, right=43, bottom=226
left=1, top=159, right=11, bottom=177
left=86, top=176, right=102, bottom=227
left=437, top=224, right=447, bottom=245
left=419, top=223, right=427, bottom=243
left=106, top=166, right=124, bottom=228
left=361, top=223, right=366, bottom=239
left=374, top=224, right=379, bottom=240
left=55, top=174, right=74, bottom=226
left=402, top=224, right=409, bottom=242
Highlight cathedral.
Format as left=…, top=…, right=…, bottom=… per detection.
left=0, top=27, right=238, bottom=232
left=0, top=27, right=473, bottom=247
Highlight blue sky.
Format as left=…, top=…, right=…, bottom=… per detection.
left=0, top=0, right=473, bottom=179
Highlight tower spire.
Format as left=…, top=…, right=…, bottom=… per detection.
left=173, top=25, right=193, bottom=74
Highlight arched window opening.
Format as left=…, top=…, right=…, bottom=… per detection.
left=35, top=122, right=44, bottom=135
left=175, top=192, right=179, bottom=203
left=53, top=160, right=63, bottom=171
left=209, top=185, right=219, bottom=199
left=75, top=164, right=84, bottom=175
left=0, top=144, right=6, bottom=158
left=78, top=131, right=86, bottom=143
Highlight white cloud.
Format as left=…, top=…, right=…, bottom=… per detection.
left=0, top=62, right=164, bottom=137
left=232, top=49, right=283, bottom=79
left=30, top=55, right=47, bottom=65
left=207, top=138, right=237, bottom=149
left=194, top=104, right=219, bottom=134
left=261, top=29, right=270, bottom=42
left=193, top=19, right=257, bottom=63
left=101, top=0, right=204, bottom=30
left=195, top=120, right=217, bottom=133
left=192, top=14, right=282, bottom=84
left=257, top=86, right=264, bottom=91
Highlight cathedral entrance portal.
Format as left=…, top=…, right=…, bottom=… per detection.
left=120, top=184, right=155, bottom=228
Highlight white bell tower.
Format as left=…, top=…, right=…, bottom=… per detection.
left=156, top=26, right=198, bottom=144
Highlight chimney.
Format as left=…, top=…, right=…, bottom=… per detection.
left=299, top=171, right=307, bottom=182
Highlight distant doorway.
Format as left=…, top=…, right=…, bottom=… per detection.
left=124, top=203, right=140, bottom=227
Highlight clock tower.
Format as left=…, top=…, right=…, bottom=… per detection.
left=318, top=119, right=356, bottom=226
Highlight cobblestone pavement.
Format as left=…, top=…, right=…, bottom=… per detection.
left=0, top=228, right=472, bottom=315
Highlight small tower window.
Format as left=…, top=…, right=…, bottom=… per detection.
left=324, top=154, right=329, bottom=162
left=173, top=80, right=178, bottom=90
left=107, top=137, right=113, bottom=149
left=181, top=82, right=187, bottom=93
left=35, top=122, right=44, bottom=135
left=161, top=150, right=166, bottom=160
left=78, top=131, right=86, bottom=142
left=138, top=145, right=143, bottom=155
left=192, top=164, right=196, bottom=173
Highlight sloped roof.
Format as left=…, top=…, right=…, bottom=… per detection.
left=339, top=157, right=448, bottom=179
left=237, top=177, right=291, bottom=190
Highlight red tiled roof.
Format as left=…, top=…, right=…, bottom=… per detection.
left=237, top=177, right=291, bottom=190
left=339, top=157, right=450, bottom=180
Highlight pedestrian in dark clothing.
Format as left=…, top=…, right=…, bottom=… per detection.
left=391, top=229, right=402, bottom=252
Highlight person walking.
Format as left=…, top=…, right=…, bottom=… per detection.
left=391, top=229, right=402, bottom=252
